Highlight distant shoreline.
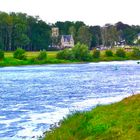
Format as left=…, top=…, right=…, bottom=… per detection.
left=0, top=51, right=140, bottom=67
left=0, top=58, right=140, bottom=67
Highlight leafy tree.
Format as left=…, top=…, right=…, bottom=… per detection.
left=137, top=39, right=140, bottom=45
left=77, top=26, right=92, bottom=47
left=57, top=49, right=74, bottom=60
left=105, top=50, right=113, bottom=57
left=89, top=26, right=102, bottom=48
left=131, top=48, right=140, bottom=58
left=0, top=50, right=4, bottom=60
left=0, top=40, right=4, bottom=50
left=116, top=48, right=126, bottom=57
left=37, top=50, right=47, bottom=60
left=13, top=48, right=26, bottom=60
left=101, top=24, right=119, bottom=47
left=69, top=26, right=76, bottom=40
left=72, top=43, right=91, bottom=61
left=92, top=49, right=100, bottom=58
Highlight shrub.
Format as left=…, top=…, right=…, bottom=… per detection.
left=105, top=50, right=113, bottom=57
left=116, top=48, right=126, bottom=57
left=93, top=49, right=100, bottom=58
left=72, top=43, right=91, bottom=61
left=0, top=50, right=4, bottom=60
left=13, top=48, right=26, bottom=60
left=57, top=49, right=74, bottom=60
left=57, top=43, right=91, bottom=61
left=131, top=48, right=140, bottom=58
left=37, top=50, right=47, bottom=60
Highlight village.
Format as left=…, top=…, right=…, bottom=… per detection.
left=50, top=27, right=140, bottom=52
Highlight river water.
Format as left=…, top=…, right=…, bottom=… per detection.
left=0, top=61, right=140, bottom=140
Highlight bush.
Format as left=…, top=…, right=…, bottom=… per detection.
left=131, top=48, right=140, bottom=58
left=116, top=48, right=126, bottom=57
left=13, top=48, right=26, bottom=60
left=105, top=50, right=113, bottom=57
left=72, top=43, right=91, bottom=61
left=37, top=50, right=47, bottom=60
left=93, top=49, right=100, bottom=58
left=0, top=50, right=4, bottom=60
left=57, top=43, right=91, bottom=61
left=57, top=49, right=74, bottom=60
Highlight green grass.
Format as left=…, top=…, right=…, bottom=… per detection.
left=43, top=94, right=140, bottom=140
left=0, top=50, right=140, bottom=67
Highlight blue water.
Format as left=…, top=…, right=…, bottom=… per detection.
left=0, top=61, right=140, bottom=140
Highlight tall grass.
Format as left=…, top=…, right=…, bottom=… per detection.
left=43, top=94, right=140, bottom=140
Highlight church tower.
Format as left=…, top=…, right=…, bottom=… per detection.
left=52, top=27, right=59, bottom=37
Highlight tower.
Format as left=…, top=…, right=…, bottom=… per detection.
left=52, top=27, right=59, bottom=37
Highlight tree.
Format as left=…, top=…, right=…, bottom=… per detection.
left=101, top=24, right=119, bottom=47
left=72, top=43, right=91, bottom=61
left=77, top=26, right=92, bottom=47
left=69, top=26, right=76, bottom=40
left=89, top=26, right=102, bottom=48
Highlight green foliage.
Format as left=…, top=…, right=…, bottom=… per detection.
left=57, top=43, right=91, bottom=61
left=0, top=50, right=4, bottom=60
left=116, top=48, right=126, bottom=57
left=105, top=50, right=113, bottom=57
left=77, top=26, right=92, bottom=47
left=137, top=40, right=140, bottom=45
left=37, top=50, right=47, bottom=60
left=57, top=49, right=74, bottom=60
left=131, top=48, right=140, bottom=58
left=0, top=41, right=4, bottom=50
left=92, top=49, right=100, bottom=58
left=43, top=94, right=140, bottom=140
left=72, top=43, right=91, bottom=61
left=13, top=48, right=26, bottom=60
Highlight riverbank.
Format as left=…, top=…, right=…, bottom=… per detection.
left=43, top=94, right=140, bottom=140
left=0, top=51, right=140, bottom=67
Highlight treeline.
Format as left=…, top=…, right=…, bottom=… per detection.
left=0, top=11, right=140, bottom=51
left=0, top=12, right=51, bottom=51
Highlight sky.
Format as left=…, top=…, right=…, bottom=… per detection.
left=0, top=0, right=140, bottom=26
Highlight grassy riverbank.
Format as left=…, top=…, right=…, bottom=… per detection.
left=0, top=51, right=140, bottom=67
left=0, top=51, right=78, bottom=67
left=43, top=94, right=140, bottom=140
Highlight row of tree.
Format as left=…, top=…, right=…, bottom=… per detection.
left=0, top=11, right=140, bottom=51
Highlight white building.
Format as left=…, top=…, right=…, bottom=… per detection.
left=52, top=27, right=59, bottom=37
left=60, top=35, right=74, bottom=49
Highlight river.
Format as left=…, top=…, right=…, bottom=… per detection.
left=0, top=61, right=140, bottom=140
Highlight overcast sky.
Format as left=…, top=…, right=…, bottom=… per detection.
left=0, top=0, right=139, bottom=26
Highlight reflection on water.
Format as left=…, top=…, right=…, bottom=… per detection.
left=0, top=60, right=140, bottom=139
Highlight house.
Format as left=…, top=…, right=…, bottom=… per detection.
left=124, top=46, right=133, bottom=52
left=61, top=35, right=74, bottom=49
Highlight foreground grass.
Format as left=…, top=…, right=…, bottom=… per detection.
left=0, top=51, right=140, bottom=67
left=43, top=94, right=140, bottom=140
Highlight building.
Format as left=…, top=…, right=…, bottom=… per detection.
left=61, top=35, right=74, bottom=49
left=124, top=46, right=132, bottom=52
left=52, top=27, right=59, bottom=37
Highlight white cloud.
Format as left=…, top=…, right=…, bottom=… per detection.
left=0, top=0, right=139, bottom=26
